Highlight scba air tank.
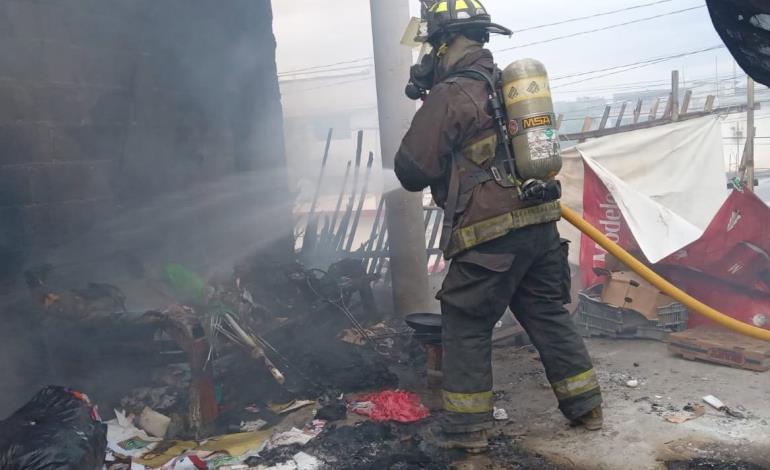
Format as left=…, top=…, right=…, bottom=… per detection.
left=501, top=59, right=562, bottom=181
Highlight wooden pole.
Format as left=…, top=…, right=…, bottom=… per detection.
left=671, top=70, right=680, bottom=121
left=746, top=76, right=755, bottom=192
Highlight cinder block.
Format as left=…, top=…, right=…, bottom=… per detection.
left=0, top=166, right=32, bottom=207
left=0, top=124, right=53, bottom=165
left=0, top=38, right=45, bottom=82
left=1, top=1, right=47, bottom=40
left=29, top=161, right=114, bottom=204
left=84, top=90, right=132, bottom=125
left=0, top=206, right=26, bottom=249
left=28, top=85, right=86, bottom=124
left=39, top=41, right=85, bottom=85
left=51, top=125, right=127, bottom=161
left=75, top=46, right=140, bottom=89
left=0, top=82, right=37, bottom=125
left=0, top=249, right=25, bottom=285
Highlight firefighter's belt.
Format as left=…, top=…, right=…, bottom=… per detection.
left=551, top=368, right=600, bottom=401
left=445, top=201, right=562, bottom=258
left=442, top=390, right=493, bottom=414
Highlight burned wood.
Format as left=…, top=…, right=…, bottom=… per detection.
left=615, top=102, right=627, bottom=128
left=334, top=131, right=364, bottom=251
left=681, top=90, right=692, bottom=115
left=598, top=105, right=611, bottom=130
left=633, top=99, right=643, bottom=124
left=345, top=151, right=374, bottom=252
left=321, top=161, right=351, bottom=250
left=300, top=128, right=333, bottom=258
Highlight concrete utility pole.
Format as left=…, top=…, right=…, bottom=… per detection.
left=369, top=0, right=434, bottom=316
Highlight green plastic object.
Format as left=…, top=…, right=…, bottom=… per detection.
left=165, top=263, right=205, bottom=303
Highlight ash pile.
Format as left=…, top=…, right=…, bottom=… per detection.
left=0, top=255, right=452, bottom=469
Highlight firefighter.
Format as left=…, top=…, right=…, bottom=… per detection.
left=394, top=0, right=603, bottom=451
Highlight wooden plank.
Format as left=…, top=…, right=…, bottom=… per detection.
left=671, top=70, right=680, bottom=121
left=578, top=116, right=593, bottom=143
left=648, top=98, right=660, bottom=121
left=598, top=105, right=612, bottom=130
left=556, top=113, right=564, bottom=130
left=667, top=326, right=770, bottom=372
left=633, top=99, right=643, bottom=124
left=680, top=90, right=692, bottom=115
left=663, top=95, right=673, bottom=119
left=581, top=116, right=593, bottom=132
left=559, top=103, right=756, bottom=142
left=704, top=95, right=715, bottom=112
left=615, top=102, right=628, bottom=128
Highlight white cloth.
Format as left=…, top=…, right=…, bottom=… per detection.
left=560, top=116, right=728, bottom=263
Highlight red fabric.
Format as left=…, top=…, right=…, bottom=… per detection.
left=580, top=167, right=770, bottom=332
left=663, top=267, right=770, bottom=329
left=580, top=164, right=637, bottom=287
left=352, top=390, right=430, bottom=423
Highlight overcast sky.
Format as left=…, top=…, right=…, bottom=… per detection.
left=273, top=0, right=746, bottom=102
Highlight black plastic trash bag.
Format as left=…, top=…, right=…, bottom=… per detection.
left=707, top=0, right=770, bottom=87
left=0, top=386, right=107, bottom=470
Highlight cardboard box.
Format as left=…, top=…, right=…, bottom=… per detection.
left=599, top=270, right=675, bottom=321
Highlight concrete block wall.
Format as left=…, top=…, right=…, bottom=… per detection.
left=0, top=0, right=288, bottom=290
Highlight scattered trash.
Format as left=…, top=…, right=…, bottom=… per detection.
left=0, top=386, right=107, bottom=470
left=262, top=451, right=323, bottom=470
left=703, top=395, right=746, bottom=419
left=350, top=390, right=430, bottom=423
left=665, top=404, right=705, bottom=424
left=626, top=379, right=640, bottom=388
left=316, top=395, right=347, bottom=422
left=267, top=420, right=326, bottom=450
left=107, top=409, right=162, bottom=459
left=702, top=394, right=725, bottom=410
left=240, top=419, right=269, bottom=432
left=493, top=407, right=509, bottom=421
left=269, top=400, right=316, bottom=415
left=139, top=406, right=172, bottom=438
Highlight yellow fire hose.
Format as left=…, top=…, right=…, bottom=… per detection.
left=561, top=205, right=770, bottom=342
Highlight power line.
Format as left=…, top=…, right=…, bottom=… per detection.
left=279, top=62, right=373, bottom=80
left=511, top=0, right=679, bottom=33
left=552, top=45, right=726, bottom=89
left=278, top=57, right=372, bottom=76
left=277, top=2, right=700, bottom=78
left=495, top=5, right=706, bottom=53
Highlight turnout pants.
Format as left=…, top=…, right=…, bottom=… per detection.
left=438, top=222, right=602, bottom=431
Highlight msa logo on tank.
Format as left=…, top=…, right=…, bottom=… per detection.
left=522, top=114, right=552, bottom=129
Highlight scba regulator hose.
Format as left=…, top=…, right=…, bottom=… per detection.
left=561, top=205, right=770, bottom=342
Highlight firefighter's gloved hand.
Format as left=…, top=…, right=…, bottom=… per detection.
left=521, top=179, right=561, bottom=203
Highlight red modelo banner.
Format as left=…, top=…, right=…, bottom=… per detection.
left=580, top=164, right=770, bottom=331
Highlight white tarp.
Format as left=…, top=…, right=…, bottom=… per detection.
left=559, top=115, right=729, bottom=264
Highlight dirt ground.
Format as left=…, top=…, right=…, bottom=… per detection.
left=491, top=338, right=770, bottom=470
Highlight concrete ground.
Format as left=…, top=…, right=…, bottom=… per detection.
left=491, top=338, right=770, bottom=469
